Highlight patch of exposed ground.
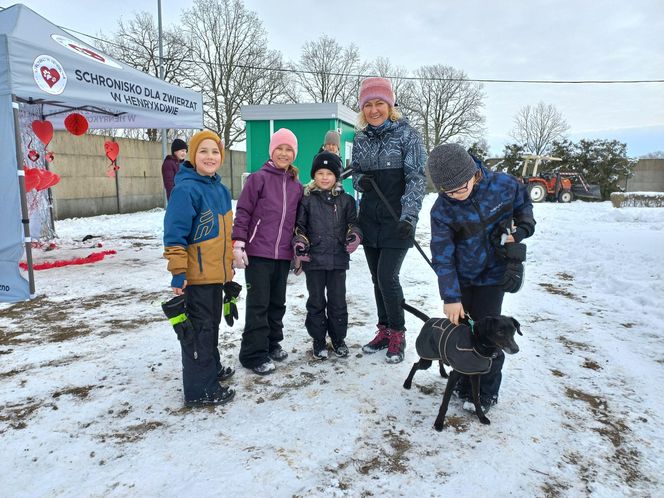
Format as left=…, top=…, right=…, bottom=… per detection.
left=539, top=283, right=577, bottom=300
left=100, top=421, right=165, bottom=443
left=557, top=335, right=594, bottom=354
left=564, top=387, right=647, bottom=487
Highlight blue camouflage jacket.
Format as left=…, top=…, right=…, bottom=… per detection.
left=431, top=161, right=535, bottom=303
left=351, top=119, right=427, bottom=249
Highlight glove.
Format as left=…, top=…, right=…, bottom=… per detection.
left=232, top=240, right=249, bottom=269
left=501, top=242, right=527, bottom=293
left=223, top=281, right=242, bottom=327
left=397, top=220, right=415, bottom=240
left=293, top=241, right=311, bottom=261
left=357, top=174, right=374, bottom=192
left=161, top=294, right=195, bottom=341
left=345, top=230, right=361, bottom=254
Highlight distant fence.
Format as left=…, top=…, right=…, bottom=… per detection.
left=48, top=132, right=246, bottom=220
left=626, top=159, right=664, bottom=192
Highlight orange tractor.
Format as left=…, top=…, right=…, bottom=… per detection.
left=520, top=155, right=602, bottom=202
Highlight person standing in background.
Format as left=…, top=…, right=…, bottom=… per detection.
left=162, top=138, right=188, bottom=200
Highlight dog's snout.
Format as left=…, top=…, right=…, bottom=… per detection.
left=504, top=344, right=519, bottom=355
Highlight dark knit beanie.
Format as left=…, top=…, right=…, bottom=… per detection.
left=427, top=143, right=478, bottom=191
left=171, top=138, right=188, bottom=155
left=311, top=151, right=342, bottom=180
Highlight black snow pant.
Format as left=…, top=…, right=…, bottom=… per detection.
left=239, top=256, right=290, bottom=368
left=182, top=283, right=223, bottom=402
left=304, top=269, right=348, bottom=348
left=363, top=246, right=408, bottom=331
left=456, top=285, right=506, bottom=399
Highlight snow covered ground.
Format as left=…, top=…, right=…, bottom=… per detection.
left=1, top=197, right=663, bottom=497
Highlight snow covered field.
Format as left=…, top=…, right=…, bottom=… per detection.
left=1, top=197, right=663, bottom=497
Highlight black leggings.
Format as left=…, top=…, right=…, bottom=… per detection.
left=363, top=246, right=408, bottom=331
left=458, top=285, right=506, bottom=398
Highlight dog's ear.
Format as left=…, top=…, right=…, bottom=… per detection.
left=511, top=317, right=522, bottom=336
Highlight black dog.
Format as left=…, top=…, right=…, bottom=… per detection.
left=401, top=301, right=522, bottom=431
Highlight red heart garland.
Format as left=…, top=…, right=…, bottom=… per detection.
left=32, top=120, right=54, bottom=147
left=64, top=113, right=89, bottom=136
left=104, top=141, right=120, bottom=162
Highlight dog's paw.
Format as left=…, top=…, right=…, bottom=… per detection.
left=479, top=416, right=491, bottom=425
left=403, top=381, right=412, bottom=390
left=434, top=422, right=445, bottom=432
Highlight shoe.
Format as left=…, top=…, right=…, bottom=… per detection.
left=361, top=325, right=390, bottom=354
left=385, top=329, right=406, bottom=363
left=332, top=341, right=349, bottom=358
left=251, top=360, right=276, bottom=375
left=185, top=384, right=235, bottom=407
left=463, top=395, right=498, bottom=414
left=268, top=347, right=288, bottom=362
left=312, top=344, right=328, bottom=360
left=217, top=365, right=235, bottom=381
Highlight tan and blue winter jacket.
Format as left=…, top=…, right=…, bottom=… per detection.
left=163, top=162, right=233, bottom=286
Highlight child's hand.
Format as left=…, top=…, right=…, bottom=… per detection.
left=345, top=231, right=361, bottom=254
left=232, top=241, right=249, bottom=269
left=171, top=273, right=187, bottom=295
left=444, top=302, right=465, bottom=325
left=293, top=241, right=310, bottom=262
left=172, top=281, right=187, bottom=295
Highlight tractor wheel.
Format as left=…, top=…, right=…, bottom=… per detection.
left=558, top=190, right=574, bottom=203
left=528, top=184, right=547, bottom=203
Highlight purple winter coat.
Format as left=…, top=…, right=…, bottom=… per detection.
left=161, top=155, right=181, bottom=200
left=232, top=160, right=304, bottom=261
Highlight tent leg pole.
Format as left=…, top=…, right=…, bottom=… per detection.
left=12, top=96, right=35, bottom=296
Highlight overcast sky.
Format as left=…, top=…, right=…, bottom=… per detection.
left=5, top=0, right=663, bottom=156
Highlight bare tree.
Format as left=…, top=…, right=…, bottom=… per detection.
left=183, top=0, right=291, bottom=148
left=404, top=64, right=485, bottom=152
left=294, top=35, right=369, bottom=108
left=510, top=101, right=570, bottom=155
left=97, top=12, right=195, bottom=140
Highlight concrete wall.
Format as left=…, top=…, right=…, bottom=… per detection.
left=626, top=159, right=664, bottom=192
left=48, top=132, right=246, bottom=220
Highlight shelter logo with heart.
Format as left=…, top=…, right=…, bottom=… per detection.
left=32, top=55, right=67, bottom=95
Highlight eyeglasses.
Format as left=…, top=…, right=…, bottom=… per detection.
left=442, top=171, right=482, bottom=197
left=443, top=179, right=472, bottom=197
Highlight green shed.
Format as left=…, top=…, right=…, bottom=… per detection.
left=241, top=103, right=357, bottom=191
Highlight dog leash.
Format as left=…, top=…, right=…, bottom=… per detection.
left=367, top=176, right=436, bottom=271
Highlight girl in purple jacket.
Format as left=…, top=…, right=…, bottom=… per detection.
left=232, top=128, right=304, bottom=375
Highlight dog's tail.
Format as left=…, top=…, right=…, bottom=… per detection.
left=400, top=300, right=430, bottom=322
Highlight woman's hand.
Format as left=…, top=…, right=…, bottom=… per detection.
left=444, top=302, right=465, bottom=325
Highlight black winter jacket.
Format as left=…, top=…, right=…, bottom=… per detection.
left=294, top=184, right=361, bottom=271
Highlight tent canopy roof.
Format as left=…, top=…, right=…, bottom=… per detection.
left=0, top=4, right=202, bottom=129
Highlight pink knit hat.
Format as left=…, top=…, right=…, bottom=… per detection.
left=269, top=128, right=298, bottom=161
left=359, top=77, right=395, bottom=108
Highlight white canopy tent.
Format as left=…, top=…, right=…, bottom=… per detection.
left=0, top=4, right=203, bottom=302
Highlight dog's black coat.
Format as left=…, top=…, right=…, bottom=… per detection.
left=402, top=301, right=521, bottom=431
left=415, top=318, right=492, bottom=375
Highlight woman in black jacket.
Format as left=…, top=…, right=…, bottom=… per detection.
left=293, top=152, right=362, bottom=359
left=351, top=77, right=427, bottom=363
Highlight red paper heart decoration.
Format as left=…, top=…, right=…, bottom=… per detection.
left=104, top=141, right=120, bottom=161
left=24, top=168, right=40, bottom=191
left=41, top=172, right=61, bottom=190
left=64, top=113, right=89, bottom=136
left=32, top=120, right=54, bottom=147
left=45, top=151, right=55, bottom=162
left=28, top=149, right=40, bottom=162
left=35, top=169, right=51, bottom=191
